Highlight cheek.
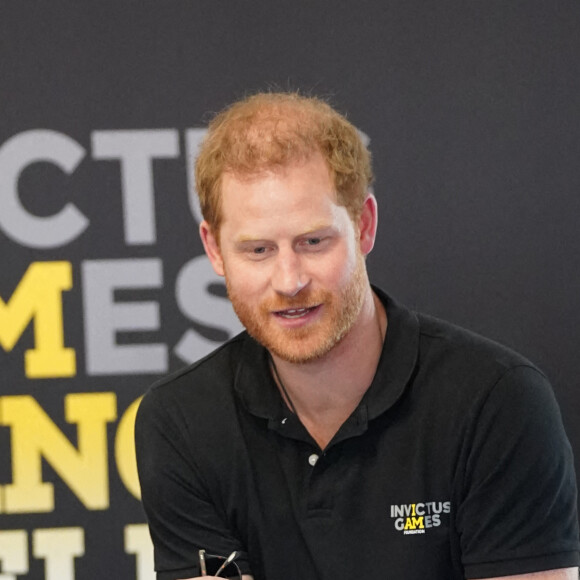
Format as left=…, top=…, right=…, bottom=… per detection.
left=317, top=248, right=359, bottom=286
left=224, top=263, right=269, bottom=296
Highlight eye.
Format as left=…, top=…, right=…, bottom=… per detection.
left=246, top=244, right=274, bottom=260
left=299, top=235, right=331, bottom=252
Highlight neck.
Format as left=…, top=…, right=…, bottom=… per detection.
left=270, top=286, right=387, bottom=448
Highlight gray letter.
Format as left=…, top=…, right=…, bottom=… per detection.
left=82, top=259, right=167, bottom=375
left=174, top=255, right=242, bottom=364
left=0, top=130, right=88, bottom=248
left=184, top=128, right=208, bottom=226
left=92, top=130, right=179, bottom=245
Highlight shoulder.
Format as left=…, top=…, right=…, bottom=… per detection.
left=372, top=290, right=551, bottom=419
left=153, top=331, right=248, bottom=391
left=377, top=287, right=542, bottom=387
left=416, top=311, right=543, bottom=384
left=136, top=331, right=252, bottom=431
left=418, top=312, right=534, bottom=366
left=402, top=311, right=560, bottom=428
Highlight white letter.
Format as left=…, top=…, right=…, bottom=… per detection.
left=33, top=528, right=84, bottom=580
left=124, top=524, right=155, bottom=580
left=0, top=530, right=28, bottom=579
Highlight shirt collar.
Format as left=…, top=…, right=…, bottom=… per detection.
left=233, top=287, right=420, bottom=423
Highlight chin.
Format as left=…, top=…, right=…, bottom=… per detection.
left=258, top=324, right=351, bottom=364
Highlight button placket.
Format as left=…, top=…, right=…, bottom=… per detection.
left=304, top=448, right=337, bottom=514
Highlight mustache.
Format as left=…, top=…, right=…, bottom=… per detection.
left=262, top=291, right=328, bottom=312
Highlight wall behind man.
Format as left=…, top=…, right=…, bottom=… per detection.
left=1, top=2, right=579, bottom=578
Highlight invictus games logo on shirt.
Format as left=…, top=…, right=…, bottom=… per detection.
left=390, top=501, right=451, bottom=535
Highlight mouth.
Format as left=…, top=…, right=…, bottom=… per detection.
left=274, top=305, right=320, bottom=319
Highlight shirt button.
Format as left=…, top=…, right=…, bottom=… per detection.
left=308, top=454, right=319, bottom=466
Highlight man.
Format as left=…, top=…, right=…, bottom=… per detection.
left=135, top=92, right=579, bottom=579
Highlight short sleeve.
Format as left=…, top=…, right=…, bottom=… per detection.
left=135, top=387, right=252, bottom=580
left=457, top=365, right=580, bottom=578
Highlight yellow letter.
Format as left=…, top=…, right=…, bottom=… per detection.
left=404, top=517, right=424, bottom=530
left=412, top=517, right=425, bottom=529
left=1, top=393, right=117, bottom=512
left=115, top=396, right=143, bottom=499
left=0, top=261, right=75, bottom=378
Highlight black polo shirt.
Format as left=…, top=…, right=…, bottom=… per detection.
left=135, top=289, right=579, bottom=580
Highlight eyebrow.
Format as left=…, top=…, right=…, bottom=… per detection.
left=234, top=236, right=268, bottom=245
left=301, top=223, right=335, bottom=235
left=234, top=224, right=336, bottom=245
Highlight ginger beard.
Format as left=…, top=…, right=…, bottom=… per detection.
left=225, top=251, right=368, bottom=364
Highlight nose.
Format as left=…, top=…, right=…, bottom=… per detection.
left=271, top=249, right=309, bottom=297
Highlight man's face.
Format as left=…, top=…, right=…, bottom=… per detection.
left=202, top=153, right=371, bottom=364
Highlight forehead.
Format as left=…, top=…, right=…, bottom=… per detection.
left=222, top=154, right=336, bottom=207
left=218, top=154, right=349, bottom=237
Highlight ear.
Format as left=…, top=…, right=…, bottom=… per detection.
left=199, top=220, right=225, bottom=276
left=358, top=194, right=378, bottom=255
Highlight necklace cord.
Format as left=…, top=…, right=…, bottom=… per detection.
left=269, top=355, right=298, bottom=416
left=268, top=299, right=386, bottom=418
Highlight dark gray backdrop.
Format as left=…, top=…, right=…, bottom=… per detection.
left=1, top=2, right=579, bottom=578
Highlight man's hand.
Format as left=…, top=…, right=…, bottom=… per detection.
left=179, top=576, right=254, bottom=580
left=474, top=568, right=578, bottom=580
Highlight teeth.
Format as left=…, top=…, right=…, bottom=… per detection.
left=280, top=308, right=310, bottom=318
